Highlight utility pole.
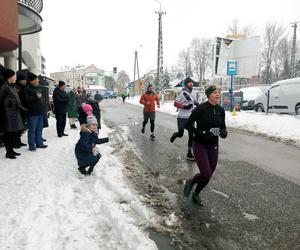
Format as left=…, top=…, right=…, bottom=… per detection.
left=133, top=50, right=140, bottom=96
left=291, top=21, right=300, bottom=78
left=154, top=0, right=166, bottom=89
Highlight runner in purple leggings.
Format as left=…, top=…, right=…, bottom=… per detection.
left=183, top=83, right=227, bottom=206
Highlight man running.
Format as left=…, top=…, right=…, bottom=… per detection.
left=139, top=84, right=160, bottom=140
left=170, top=77, right=198, bottom=161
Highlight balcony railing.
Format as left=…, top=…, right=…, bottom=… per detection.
left=18, top=0, right=43, bottom=13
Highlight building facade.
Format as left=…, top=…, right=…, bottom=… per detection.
left=50, top=64, right=105, bottom=88
left=0, top=0, right=44, bottom=74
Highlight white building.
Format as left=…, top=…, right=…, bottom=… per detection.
left=50, top=64, right=105, bottom=88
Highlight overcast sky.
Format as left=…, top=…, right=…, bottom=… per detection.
left=41, top=0, right=300, bottom=79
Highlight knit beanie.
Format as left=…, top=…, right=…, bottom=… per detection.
left=17, top=74, right=27, bottom=81
left=86, top=116, right=98, bottom=126
left=58, top=80, right=66, bottom=87
left=82, top=103, right=93, bottom=117
left=184, top=77, right=193, bottom=86
left=205, top=83, right=219, bottom=98
left=28, top=72, right=38, bottom=81
left=2, top=68, right=15, bottom=80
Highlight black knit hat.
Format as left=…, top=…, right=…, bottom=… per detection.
left=58, top=80, right=66, bottom=87
left=27, top=72, right=38, bottom=81
left=183, top=77, right=194, bottom=86
left=205, top=84, right=218, bottom=98
left=17, top=74, right=27, bottom=81
left=2, top=68, right=15, bottom=80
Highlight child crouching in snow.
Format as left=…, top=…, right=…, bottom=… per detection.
left=75, top=116, right=109, bottom=175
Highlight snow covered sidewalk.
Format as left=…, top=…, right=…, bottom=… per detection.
left=126, top=96, right=300, bottom=146
left=0, top=118, right=158, bottom=250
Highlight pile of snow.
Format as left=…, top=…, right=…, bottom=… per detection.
left=0, top=118, right=158, bottom=250
left=226, top=111, right=300, bottom=145
left=126, top=96, right=300, bottom=145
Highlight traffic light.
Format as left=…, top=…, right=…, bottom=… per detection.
left=113, top=67, right=117, bottom=74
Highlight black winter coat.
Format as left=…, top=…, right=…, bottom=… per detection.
left=0, top=83, right=25, bottom=132
left=53, top=87, right=69, bottom=114
left=75, top=125, right=109, bottom=167
left=23, top=83, right=44, bottom=117
left=77, top=99, right=101, bottom=129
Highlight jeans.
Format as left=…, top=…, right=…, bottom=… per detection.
left=27, top=115, right=44, bottom=148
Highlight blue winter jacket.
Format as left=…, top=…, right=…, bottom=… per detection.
left=75, top=125, right=109, bottom=167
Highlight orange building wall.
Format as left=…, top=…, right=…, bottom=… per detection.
left=0, top=0, right=18, bottom=52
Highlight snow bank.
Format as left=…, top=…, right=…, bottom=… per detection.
left=126, top=96, right=300, bottom=145
left=226, top=111, right=300, bottom=146
left=0, top=118, right=158, bottom=250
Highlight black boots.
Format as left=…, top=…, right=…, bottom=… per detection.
left=170, top=132, right=178, bottom=143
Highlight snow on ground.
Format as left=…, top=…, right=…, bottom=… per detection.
left=127, top=96, right=300, bottom=146
left=0, top=118, right=158, bottom=250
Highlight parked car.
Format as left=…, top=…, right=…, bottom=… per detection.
left=239, top=86, right=268, bottom=110
left=103, top=91, right=118, bottom=99
left=254, top=78, right=300, bottom=114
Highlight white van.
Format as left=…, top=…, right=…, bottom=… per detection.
left=254, top=78, right=300, bottom=115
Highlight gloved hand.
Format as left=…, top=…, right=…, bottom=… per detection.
left=102, top=137, right=109, bottom=143
left=219, top=129, right=228, bottom=139
left=209, top=128, right=220, bottom=136
left=184, top=104, right=193, bottom=110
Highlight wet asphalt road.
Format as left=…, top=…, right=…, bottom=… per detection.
left=101, top=99, right=300, bottom=250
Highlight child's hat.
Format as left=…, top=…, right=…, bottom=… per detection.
left=87, top=116, right=98, bottom=125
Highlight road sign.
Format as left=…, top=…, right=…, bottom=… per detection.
left=227, top=60, right=237, bottom=75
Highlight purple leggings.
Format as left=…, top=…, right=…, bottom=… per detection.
left=192, top=142, right=219, bottom=194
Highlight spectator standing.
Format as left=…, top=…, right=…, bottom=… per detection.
left=23, top=72, right=47, bottom=151
left=67, top=88, right=79, bottom=129
left=53, top=81, right=69, bottom=137
left=0, top=69, right=25, bottom=158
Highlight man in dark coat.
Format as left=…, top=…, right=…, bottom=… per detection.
left=53, top=81, right=69, bottom=137
left=23, top=72, right=47, bottom=151
left=14, top=73, right=28, bottom=147
left=0, top=69, right=25, bottom=158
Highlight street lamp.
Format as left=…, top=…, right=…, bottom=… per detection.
left=154, top=0, right=161, bottom=12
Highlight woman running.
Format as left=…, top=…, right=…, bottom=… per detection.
left=183, top=83, right=228, bottom=206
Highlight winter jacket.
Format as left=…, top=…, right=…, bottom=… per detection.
left=77, top=100, right=101, bottom=129
left=53, top=87, right=69, bottom=114
left=0, top=83, right=25, bottom=132
left=75, top=124, right=109, bottom=167
left=67, top=91, right=78, bottom=118
left=174, top=88, right=197, bottom=119
left=185, top=101, right=227, bottom=145
left=139, top=90, right=160, bottom=112
left=23, top=83, right=44, bottom=117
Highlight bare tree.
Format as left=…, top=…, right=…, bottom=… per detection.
left=227, top=18, right=240, bottom=35
left=274, top=37, right=291, bottom=79
left=190, top=38, right=212, bottom=84
left=261, top=22, right=285, bottom=84
left=178, top=49, right=193, bottom=77
left=227, top=18, right=255, bottom=37
left=104, top=76, right=116, bottom=90
left=117, top=71, right=130, bottom=89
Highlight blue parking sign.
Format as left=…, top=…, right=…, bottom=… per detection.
left=227, top=61, right=237, bottom=75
